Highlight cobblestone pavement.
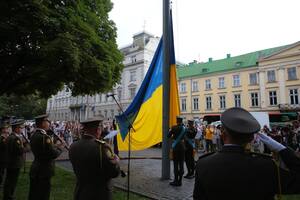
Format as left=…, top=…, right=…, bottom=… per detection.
left=54, top=147, right=200, bottom=200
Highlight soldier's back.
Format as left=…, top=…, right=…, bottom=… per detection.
left=0, top=135, right=7, bottom=167
left=69, top=134, right=120, bottom=200
left=194, top=145, right=278, bottom=200
left=6, top=133, right=24, bottom=169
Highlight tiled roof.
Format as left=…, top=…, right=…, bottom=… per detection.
left=177, top=44, right=291, bottom=79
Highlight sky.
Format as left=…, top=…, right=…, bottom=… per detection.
left=109, top=0, right=300, bottom=64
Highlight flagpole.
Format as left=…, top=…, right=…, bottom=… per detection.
left=162, top=0, right=171, bottom=180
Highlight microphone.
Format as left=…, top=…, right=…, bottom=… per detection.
left=106, top=93, right=115, bottom=97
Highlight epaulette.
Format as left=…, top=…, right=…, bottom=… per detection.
left=95, top=139, right=106, bottom=144
left=248, top=151, right=272, bottom=159
left=35, top=128, right=48, bottom=136
left=198, top=152, right=216, bottom=160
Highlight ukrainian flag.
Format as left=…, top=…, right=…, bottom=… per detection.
left=116, top=13, right=180, bottom=151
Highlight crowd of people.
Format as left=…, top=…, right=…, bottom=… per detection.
left=0, top=114, right=120, bottom=200
left=193, top=119, right=300, bottom=154
left=1, top=109, right=300, bottom=200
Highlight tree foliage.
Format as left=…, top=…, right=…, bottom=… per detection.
left=0, top=0, right=123, bottom=97
left=0, top=94, right=47, bottom=119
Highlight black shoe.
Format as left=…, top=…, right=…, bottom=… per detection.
left=170, top=181, right=181, bottom=186
left=184, top=174, right=190, bottom=178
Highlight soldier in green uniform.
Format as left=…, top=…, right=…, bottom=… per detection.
left=193, top=107, right=300, bottom=200
left=3, top=119, right=28, bottom=200
left=69, top=117, right=121, bottom=200
left=184, top=119, right=197, bottom=179
left=168, top=116, right=186, bottom=186
left=0, top=122, right=10, bottom=187
left=28, top=114, right=63, bottom=200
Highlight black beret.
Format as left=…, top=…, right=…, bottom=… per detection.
left=221, top=107, right=260, bottom=135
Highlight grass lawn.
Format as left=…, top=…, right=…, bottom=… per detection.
left=0, top=163, right=150, bottom=200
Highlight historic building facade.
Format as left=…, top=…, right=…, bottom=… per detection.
left=46, top=31, right=160, bottom=121
left=177, top=41, right=300, bottom=120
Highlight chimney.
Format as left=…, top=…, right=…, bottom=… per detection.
left=208, top=57, right=213, bottom=62
left=226, top=54, right=231, bottom=58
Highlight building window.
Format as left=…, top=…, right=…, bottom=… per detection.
left=233, top=75, right=240, bottom=87
left=249, top=73, right=258, bottom=85
left=130, top=70, right=136, bottom=82
left=192, top=81, right=198, bottom=92
left=219, top=77, right=225, bottom=88
left=206, top=96, right=212, bottom=110
left=180, top=82, right=186, bottom=93
left=111, top=110, right=115, bottom=118
left=234, top=94, right=241, bottom=107
left=104, top=110, right=107, bottom=118
left=131, top=55, right=137, bottom=63
left=267, top=70, right=276, bottom=82
left=129, top=87, right=136, bottom=99
left=219, top=95, right=226, bottom=109
left=205, top=79, right=211, bottom=90
left=192, top=97, right=199, bottom=110
left=251, top=92, right=259, bottom=107
left=181, top=98, right=187, bottom=111
left=269, top=91, right=277, bottom=106
left=118, top=89, right=122, bottom=100
left=289, top=89, right=299, bottom=105
left=287, top=67, right=297, bottom=80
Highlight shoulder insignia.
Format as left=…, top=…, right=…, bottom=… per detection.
left=248, top=152, right=272, bottom=159
left=46, top=138, right=52, bottom=144
left=198, top=152, right=216, bottom=160
left=95, top=139, right=105, bottom=144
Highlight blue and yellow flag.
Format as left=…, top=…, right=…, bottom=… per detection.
left=116, top=14, right=180, bottom=151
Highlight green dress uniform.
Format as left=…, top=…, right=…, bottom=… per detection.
left=193, top=146, right=300, bottom=200
left=193, top=107, right=300, bottom=200
left=3, top=132, right=25, bottom=200
left=184, top=124, right=197, bottom=178
left=69, top=134, right=120, bottom=200
left=28, top=128, right=62, bottom=200
left=168, top=123, right=186, bottom=186
left=0, top=134, right=7, bottom=186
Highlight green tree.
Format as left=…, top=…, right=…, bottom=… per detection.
left=0, top=94, right=47, bottom=119
left=0, top=0, right=123, bottom=97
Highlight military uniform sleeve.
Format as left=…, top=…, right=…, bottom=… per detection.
left=6, top=136, right=23, bottom=156
left=276, top=148, right=300, bottom=194
left=167, top=129, right=173, bottom=138
left=40, top=135, right=62, bottom=160
left=102, top=144, right=120, bottom=179
left=14, top=137, right=24, bottom=155
left=278, top=148, right=300, bottom=172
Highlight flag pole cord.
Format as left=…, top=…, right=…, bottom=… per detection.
left=110, top=94, right=135, bottom=200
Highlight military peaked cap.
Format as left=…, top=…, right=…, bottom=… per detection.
left=176, top=116, right=183, bottom=122
left=188, top=119, right=194, bottom=123
left=80, top=116, right=104, bottom=128
left=221, top=107, right=260, bottom=135
left=11, top=119, right=25, bottom=127
left=0, top=121, right=10, bottom=129
left=35, top=114, right=50, bottom=124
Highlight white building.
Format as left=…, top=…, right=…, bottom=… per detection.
left=46, top=31, right=160, bottom=121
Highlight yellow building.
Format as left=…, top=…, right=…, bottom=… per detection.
left=177, top=41, right=300, bottom=120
